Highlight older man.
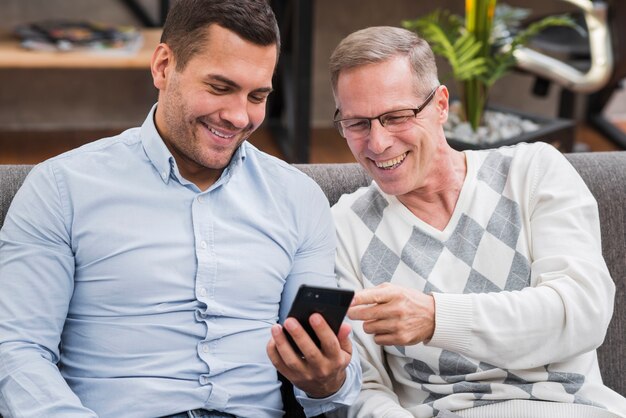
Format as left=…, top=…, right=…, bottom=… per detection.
left=329, top=26, right=625, bottom=418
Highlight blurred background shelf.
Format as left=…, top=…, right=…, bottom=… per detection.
left=0, top=28, right=161, bottom=69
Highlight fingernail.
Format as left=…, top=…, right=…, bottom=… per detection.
left=284, top=318, right=296, bottom=331
left=271, top=325, right=282, bottom=336
left=310, top=314, right=321, bottom=326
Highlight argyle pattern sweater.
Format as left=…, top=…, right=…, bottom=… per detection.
left=332, top=143, right=626, bottom=418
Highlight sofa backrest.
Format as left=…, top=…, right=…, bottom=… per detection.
left=1, top=153, right=624, bottom=398
left=0, top=165, right=31, bottom=228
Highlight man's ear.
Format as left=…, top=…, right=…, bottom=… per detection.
left=151, top=43, right=174, bottom=91
left=435, top=85, right=450, bottom=124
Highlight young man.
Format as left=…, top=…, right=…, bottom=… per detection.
left=0, top=1, right=360, bottom=417
left=329, top=26, right=625, bottom=418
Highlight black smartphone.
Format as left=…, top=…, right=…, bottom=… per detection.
left=284, top=285, right=354, bottom=355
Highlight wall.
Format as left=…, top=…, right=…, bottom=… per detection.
left=0, top=0, right=581, bottom=131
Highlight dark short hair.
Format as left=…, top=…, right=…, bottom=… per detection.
left=330, top=26, right=439, bottom=98
left=161, top=0, right=280, bottom=70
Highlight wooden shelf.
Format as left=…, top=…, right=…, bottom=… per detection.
left=0, top=28, right=161, bottom=69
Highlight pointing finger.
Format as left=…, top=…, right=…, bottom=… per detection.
left=350, top=285, right=392, bottom=307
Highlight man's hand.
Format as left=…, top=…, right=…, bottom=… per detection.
left=267, top=313, right=352, bottom=398
left=348, top=283, right=435, bottom=346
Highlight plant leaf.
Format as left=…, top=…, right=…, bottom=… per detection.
left=510, top=15, right=577, bottom=50
left=403, top=10, right=487, bottom=82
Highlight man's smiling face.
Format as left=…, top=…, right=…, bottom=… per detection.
left=334, top=55, right=446, bottom=198
left=153, top=24, right=277, bottom=187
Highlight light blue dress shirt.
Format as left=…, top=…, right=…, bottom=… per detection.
left=0, top=106, right=361, bottom=418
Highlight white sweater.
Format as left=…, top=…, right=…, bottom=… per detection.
left=332, top=143, right=626, bottom=418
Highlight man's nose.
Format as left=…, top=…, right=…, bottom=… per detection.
left=219, top=96, right=250, bottom=129
left=367, top=119, right=393, bottom=154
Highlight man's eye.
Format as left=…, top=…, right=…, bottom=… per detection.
left=344, top=120, right=369, bottom=131
left=249, top=95, right=268, bottom=104
left=384, top=115, right=411, bottom=125
left=210, top=85, right=229, bottom=93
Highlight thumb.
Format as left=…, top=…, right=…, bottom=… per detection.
left=337, top=322, right=353, bottom=355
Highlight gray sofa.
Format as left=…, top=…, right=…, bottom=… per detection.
left=0, top=152, right=624, bottom=417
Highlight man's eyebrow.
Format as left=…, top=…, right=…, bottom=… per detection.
left=206, top=74, right=239, bottom=88
left=205, top=74, right=273, bottom=94
left=253, top=86, right=274, bottom=94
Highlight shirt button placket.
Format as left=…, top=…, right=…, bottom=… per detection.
left=194, top=193, right=211, bottom=302
left=193, top=192, right=216, bottom=385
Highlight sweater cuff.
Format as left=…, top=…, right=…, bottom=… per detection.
left=427, top=292, right=473, bottom=354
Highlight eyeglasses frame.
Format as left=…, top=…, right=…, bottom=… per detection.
left=333, top=85, right=440, bottom=139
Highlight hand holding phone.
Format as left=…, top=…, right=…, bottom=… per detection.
left=284, top=285, right=354, bottom=355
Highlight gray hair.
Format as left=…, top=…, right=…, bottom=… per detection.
left=329, top=26, right=439, bottom=97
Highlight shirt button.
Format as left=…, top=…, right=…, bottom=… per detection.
left=200, top=287, right=207, bottom=297
left=197, top=195, right=204, bottom=203
left=202, top=344, right=210, bottom=353
left=200, top=241, right=207, bottom=249
left=161, top=171, right=167, bottom=179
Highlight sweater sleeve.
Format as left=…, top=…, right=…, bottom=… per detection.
left=428, top=144, right=615, bottom=370
left=332, top=204, right=413, bottom=418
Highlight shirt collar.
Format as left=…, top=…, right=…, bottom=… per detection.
left=140, top=103, right=248, bottom=188
left=141, top=104, right=174, bottom=184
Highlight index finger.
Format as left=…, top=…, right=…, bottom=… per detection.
left=351, top=286, right=392, bottom=307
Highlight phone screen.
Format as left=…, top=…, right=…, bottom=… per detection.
left=284, top=285, right=354, bottom=354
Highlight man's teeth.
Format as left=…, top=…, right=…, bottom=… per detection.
left=209, top=127, right=235, bottom=139
left=375, top=152, right=408, bottom=169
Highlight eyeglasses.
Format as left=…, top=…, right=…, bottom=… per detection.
left=333, top=86, right=439, bottom=140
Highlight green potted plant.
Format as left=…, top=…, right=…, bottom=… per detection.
left=402, top=0, right=575, bottom=139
